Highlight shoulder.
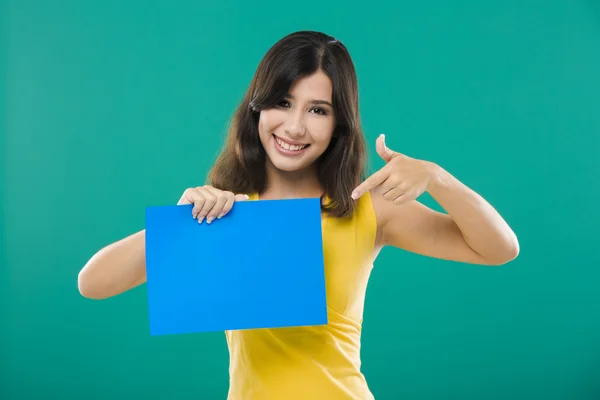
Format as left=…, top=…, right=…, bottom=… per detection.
left=351, top=190, right=377, bottom=222
left=344, top=190, right=380, bottom=249
left=370, top=188, right=408, bottom=249
left=370, top=188, right=443, bottom=250
left=370, top=187, right=420, bottom=224
left=328, top=190, right=378, bottom=237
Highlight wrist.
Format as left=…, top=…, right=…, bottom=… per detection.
left=425, top=162, right=448, bottom=193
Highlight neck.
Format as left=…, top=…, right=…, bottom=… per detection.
left=261, top=159, right=323, bottom=200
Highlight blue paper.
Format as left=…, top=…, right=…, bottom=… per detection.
left=144, top=198, right=327, bottom=336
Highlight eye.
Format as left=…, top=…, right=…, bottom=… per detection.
left=310, top=107, right=328, bottom=116
left=277, top=100, right=290, bottom=108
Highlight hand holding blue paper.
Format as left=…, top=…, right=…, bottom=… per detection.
left=177, top=185, right=250, bottom=224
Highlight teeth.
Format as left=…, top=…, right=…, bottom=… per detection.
left=275, top=136, right=307, bottom=151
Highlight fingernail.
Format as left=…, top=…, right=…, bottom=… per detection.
left=217, top=213, right=224, bottom=219
left=206, top=217, right=214, bottom=224
left=351, top=192, right=358, bottom=199
left=244, top=194, right=249, bottom=199
left=198, top=216, right=204, bottom=224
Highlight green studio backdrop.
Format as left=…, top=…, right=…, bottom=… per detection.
left=2, top=1, right=599, bottom=399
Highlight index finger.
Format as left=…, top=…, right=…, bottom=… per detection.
left=351, top=168, right=389, bottom=199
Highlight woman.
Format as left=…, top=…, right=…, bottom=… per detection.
left=78, top=30, right=519, bottom=399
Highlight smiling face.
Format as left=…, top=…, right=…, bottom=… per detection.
left=258, top=70, right=336, bottom=174
left=208, top=31, right=366, bottom=217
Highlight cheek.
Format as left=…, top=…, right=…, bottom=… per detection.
left=258, top=110, right=280, bottom=136
left=309, top=120, right=335, bottom=146
left=257, top=113, right=268, bottom=136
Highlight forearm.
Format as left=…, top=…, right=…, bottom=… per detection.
left=78, top=229, right=147, bottom=299
left=426, top=163, right=519, bottom=264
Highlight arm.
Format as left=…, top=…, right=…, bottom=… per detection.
left=373, top=162, right=519, bottom=266
left=78, top=229, right=147, bottom=299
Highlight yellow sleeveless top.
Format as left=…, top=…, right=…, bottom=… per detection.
left=225, top=192, right=378, bottom=400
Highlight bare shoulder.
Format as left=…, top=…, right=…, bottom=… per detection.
left=370, top=189, right=490, bottom=265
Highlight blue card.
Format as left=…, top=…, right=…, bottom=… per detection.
left=144, top=198, right=328, bottom=336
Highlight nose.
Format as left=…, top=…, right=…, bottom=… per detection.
left=284, top=111, right=306, bottom=137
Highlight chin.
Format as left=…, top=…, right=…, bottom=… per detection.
left=268, top=154, right=314, bottom=172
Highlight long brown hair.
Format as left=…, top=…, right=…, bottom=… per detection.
left=208, top=31, right=367, bottom=218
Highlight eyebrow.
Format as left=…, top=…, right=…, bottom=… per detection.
left=285, top=93, right=333, bottom=108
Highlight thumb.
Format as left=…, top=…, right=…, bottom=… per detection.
left=234, top=194, right=250, bottom=201
left=376, top=134, right=395, bottom=162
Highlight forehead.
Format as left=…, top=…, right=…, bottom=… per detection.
left=288, top=70, right=332, bottom=101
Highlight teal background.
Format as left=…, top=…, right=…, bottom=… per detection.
left=2, top=1, right=600, bottom=399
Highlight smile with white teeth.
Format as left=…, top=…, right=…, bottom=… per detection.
left=274, top=135, right=309, bottom=151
